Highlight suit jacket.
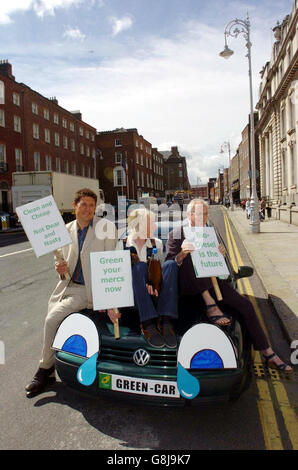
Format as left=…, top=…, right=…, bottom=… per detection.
left=165, top=224, right=212, bottom=296
left=48, top=216, right=117, bottom=310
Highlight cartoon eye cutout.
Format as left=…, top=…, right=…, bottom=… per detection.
left=176, top=324, right=237, bottom=400
left=177, top=323, right=238, bottom=370
left=52, top=313, right=99, bottom=359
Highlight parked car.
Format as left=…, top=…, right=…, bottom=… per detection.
left=53, top=220, right=254, bottom=406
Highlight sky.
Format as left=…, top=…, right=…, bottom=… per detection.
left=0, top=0, right=295, bottom=184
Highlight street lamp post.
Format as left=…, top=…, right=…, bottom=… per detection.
left=219, top=14, right=260, bottom=233
left=220, top=141, right=234, bottom=211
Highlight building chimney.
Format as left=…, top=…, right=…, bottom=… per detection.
left=171, top=146, right=179, bottom=157
left=71, top=110, right=82, bottom=121
left=50, top=96, right=58, bottom=105
left=0, top=60, right=15, bottom=80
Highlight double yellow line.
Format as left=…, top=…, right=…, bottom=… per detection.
left=222, top=209, right=298, bottom=451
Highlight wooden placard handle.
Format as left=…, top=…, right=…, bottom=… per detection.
left=54, top=250, right=71, bottom=281
left=113, top=308, right=120, bottom=340
left=211, top=277, right=223, bottom=301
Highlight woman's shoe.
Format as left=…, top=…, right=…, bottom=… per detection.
left=158, top=318, right=177, bottom=349
left=262, top=353, right=293, bottom=374
left=205, top=304, right=231, bottom=327
left=141, top=322, right=165, bottom=349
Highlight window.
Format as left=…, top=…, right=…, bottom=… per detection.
left=0, top=144, right=6, bottom=168
left=72, top=162, right=76, bottom=175
left=136, top=152, right=139, bottom=164
left=45, top=128, right=51, bottom=143
left=114, top=168, right=125, bottom=187
left=87, top=166, right=91, bottom=178
left=115, top=152, right=122, bottom=164
left=71, top=139, right=75, bottom=152
left=137, top=169, right=140, bottom=186
left=55, top=132, right=60, bottom=147
left=15, top=149, right=23, bottom=171
left=13, top=93, right=20, bottom=106
left=86, top=131, right=89, bottom=139
left=62, top=118, right=67, bottom=128
left=45, top=155, right=51, bottom=170
left=44, top=108, right=50, bottom=120
left=280, top=107, right=286, bottom=138
left=34, top=152, right=40, bottom=171
left=54, top=113, right=59, bottom=124
left=81, top=164, right=85, bottom=177
left=141, top=171, right=144, bottom=187
left=56, top=157, right=61, bottom=172
left=79, top=127, right=84, bottom=136
left=91, top=134, right=95, bottom=142
left=80, top=143, right=84, bottom=155
left=32, top=102, right=38, bottom=115
left=63, top=136, right=68, bottom=149
left=0, top=109, right=4, bottom=127
left=0, top=81, right=4, bottom=104
left=33, top=123, right=39, bottom=139
left=13, top=116, right=21, bottom=133
left=140, top=153, right=144, bottom=166
left=115, top=138, right=122, bottom=147
left=86, top=146, right=90, bottom=157
left=64, top=160, right=69, bottom=174
left=70, top=122, right=75, bottom=132
left=289, top=94, right=296, bottom=130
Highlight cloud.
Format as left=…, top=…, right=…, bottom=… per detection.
left=63, top=27, right=86, bottom=41
left=0, top=0, right=101, bottom=23
left=3, top=1, right=294, bottom=185
left=110, top=16, right=134, bottom=36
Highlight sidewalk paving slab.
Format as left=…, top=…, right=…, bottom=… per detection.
left=226, top=208, right=298, bottom=345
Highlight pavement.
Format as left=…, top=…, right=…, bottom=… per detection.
left=226, top=207, right=298, bottom=345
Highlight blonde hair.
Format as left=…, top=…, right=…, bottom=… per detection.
left=127, top=207, right=156, bottom=236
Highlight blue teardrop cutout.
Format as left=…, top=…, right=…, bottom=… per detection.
left=177, top=362, right=200, bottom=400
left=76, top=352, right=98, bottom=386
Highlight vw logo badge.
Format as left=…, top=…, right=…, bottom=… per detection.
left=133, top=349, right=150, bottom=367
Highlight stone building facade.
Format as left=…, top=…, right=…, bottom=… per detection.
left=256, top=1, right=298, bottom=225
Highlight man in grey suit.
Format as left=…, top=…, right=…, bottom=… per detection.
left=25, top=188, right=118, bottom=397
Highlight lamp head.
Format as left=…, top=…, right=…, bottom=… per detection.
left=219, top=45, right=234, bottom=59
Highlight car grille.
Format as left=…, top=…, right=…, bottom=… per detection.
left=100, top=345, right=177, bottom=368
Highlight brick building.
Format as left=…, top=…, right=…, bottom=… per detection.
left=152, top=147, right=164, bottom=198
left=239, top=113, right=260, bottom=201
left=191, top=184, right=208, bottom=199
left=208, top=177, right=217, bottom=203
left=231, top=150, right=240, bottom=204
left=96, top=128, right=156, bottom=206
left=161, top=146, right=190, bottom=201
left=0, top=61, right=96, bottom=212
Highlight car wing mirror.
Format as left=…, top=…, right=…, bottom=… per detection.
left=236, top=266, right=254, bottom=279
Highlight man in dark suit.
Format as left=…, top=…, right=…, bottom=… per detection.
left=165, top=198, right=292, bottom=373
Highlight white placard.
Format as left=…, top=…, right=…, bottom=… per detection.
left=184, top=226, right=229, bottom=278
left=16, top=195, right=72, bottom=257
left=90, top=250, right=134, bottom=310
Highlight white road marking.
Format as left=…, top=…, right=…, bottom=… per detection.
left=0, top=248, right=33, bottom=258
